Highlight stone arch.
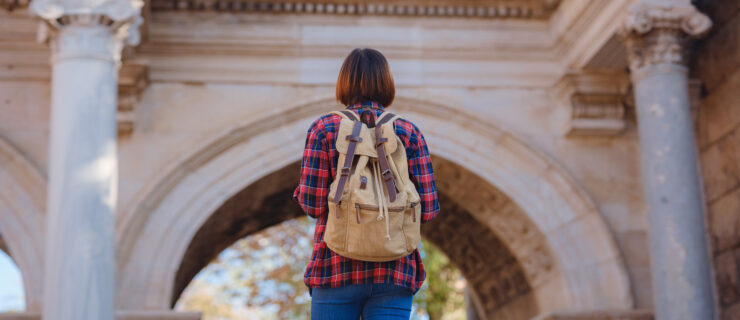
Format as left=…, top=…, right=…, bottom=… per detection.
left=0, top=138, right=46, bottom=311
left=117, top=96, right=633, bottom=315
left=169, top=158, right=540, bottom=319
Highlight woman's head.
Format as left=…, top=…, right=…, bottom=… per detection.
left=336, top=48, right=395, bottom=107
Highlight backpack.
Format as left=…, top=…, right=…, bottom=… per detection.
left=324, top=108, right=422, bottom=262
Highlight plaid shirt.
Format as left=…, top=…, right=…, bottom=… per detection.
left=293, top=101, right=440, bottom=296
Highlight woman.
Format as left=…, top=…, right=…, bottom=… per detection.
left=293, top=48, right=440, bottom=319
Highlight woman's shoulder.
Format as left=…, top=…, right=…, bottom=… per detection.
left=392, top=112, right=425, bottom=133
left=391, top=116, right=424, bottom=147
left=307, top=112, right=343, bottom=134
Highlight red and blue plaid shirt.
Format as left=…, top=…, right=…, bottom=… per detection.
left=293, top=101, right=440, bottom=296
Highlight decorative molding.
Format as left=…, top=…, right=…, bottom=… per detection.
left=149, top=0, right=561, bottom=19
left=10, top=0, right=562, bottom=19
left=620, top=3, right=712, bottom=71
left=117, top=61, right=149, bottom=137
left=552, top=69, right=631, bottom=137
left=0, top=0, right=30, bottom=11
left=552, top=0, right=633, bottom=70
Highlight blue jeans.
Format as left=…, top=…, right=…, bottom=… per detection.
left=310, top=283, right=414, bottom=319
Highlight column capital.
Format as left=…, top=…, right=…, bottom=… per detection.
left=29, top=0, right=144, bottom=62
left=620, top=3, right=712, bottom=72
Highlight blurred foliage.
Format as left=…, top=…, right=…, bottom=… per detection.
left=413, top=238, right=467, bottom=320
left=176, top=216, right=468, bottom=319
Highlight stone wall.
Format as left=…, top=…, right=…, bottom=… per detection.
left=693, top=1, right=740, bottom=319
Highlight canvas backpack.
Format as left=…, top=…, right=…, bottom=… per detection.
left=324, top=108, right=422, bottom=262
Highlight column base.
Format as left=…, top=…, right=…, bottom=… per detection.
left=532, top=310, right=653, bottom=320
left=0, top=311, right=201, bottom=320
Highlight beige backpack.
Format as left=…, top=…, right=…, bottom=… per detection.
left=324, top=109, right=422, bottom=262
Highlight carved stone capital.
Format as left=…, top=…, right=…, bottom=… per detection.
left=620, top=3, right=712, bottom=71
left=29, top=0, right=144, bottom=62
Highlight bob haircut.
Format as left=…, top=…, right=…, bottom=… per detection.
left=336, top=48, right=395, bottom=107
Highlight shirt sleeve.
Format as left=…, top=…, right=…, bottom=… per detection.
left=407, top=123, right=440, bottom=224
left=293, top=116, right=331, bottom=219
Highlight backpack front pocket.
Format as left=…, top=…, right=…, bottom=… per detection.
left=345, top=203, right=408, bottom=261
left=402, top=202, right=421, bottom=252
left=325, top=201, right=348, bottom=252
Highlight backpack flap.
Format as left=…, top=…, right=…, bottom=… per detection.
left=333, top=116, right=398, bottom=157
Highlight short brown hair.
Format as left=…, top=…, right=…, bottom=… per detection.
left=336, top=48, right=395, bottom=107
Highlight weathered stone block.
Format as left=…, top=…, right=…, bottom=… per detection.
left=709, top=187, right=740, bottom=253
left=715, top=248, right=740, bottom=307
left=700, top=129, right=740, bottom=202
left=693, top=3, right=740, bottom=92
left=697, top=70, right=740, bottom=147
left=722, top=302, right=740, bottom=320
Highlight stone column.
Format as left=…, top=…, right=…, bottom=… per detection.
left=621, top=3, right=716, bottom=320
left=28, top=0, right=142, bottom=319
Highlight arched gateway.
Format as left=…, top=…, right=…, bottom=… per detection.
left=116, top=96, right=633, bottom=318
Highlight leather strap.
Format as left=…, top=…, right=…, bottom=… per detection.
left=339, top=110, right=359, bottom=121
left=331, top=119, right=363, bottom=204
left=374, top=112, right=398, bottom=202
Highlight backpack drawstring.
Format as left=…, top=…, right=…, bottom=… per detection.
left=372, top=160, right=391, bottom=241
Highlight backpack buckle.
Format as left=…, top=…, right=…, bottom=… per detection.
left=375, top=137, right=388, bottom=147
left=340, top=166, right=351, bottom=176
left=381, top=169, right=393, bottom=181
left=360, top=176, right=367, bottom=189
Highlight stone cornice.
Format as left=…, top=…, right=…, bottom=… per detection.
left=148, top=0, right=561, bottom=19
left=620, top=3, right=712, bottom=71
left=551, top=0, right=633, bottom=70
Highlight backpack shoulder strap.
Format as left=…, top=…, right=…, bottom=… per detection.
left=329, top=109, right=360, bottom=122
left=331, top=110, right=363, bottom=204
left=376, top=112, right=398, bottom=126
left=374, top=111, right=399, bottom=202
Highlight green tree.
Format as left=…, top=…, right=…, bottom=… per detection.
left=413, top=239, right=466, bottom=320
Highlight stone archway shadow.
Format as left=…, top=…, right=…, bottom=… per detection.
left=0, top=138, right=46, bottom=312
left=116, top=96, right=634, bottom=316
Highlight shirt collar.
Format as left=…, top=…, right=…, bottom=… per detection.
left=346, top=101, right=384, bottom=113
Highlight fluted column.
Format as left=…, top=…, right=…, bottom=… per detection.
left=28, top=0, right=142, bottom=319
left=621, top=3, right=716, bottom=319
